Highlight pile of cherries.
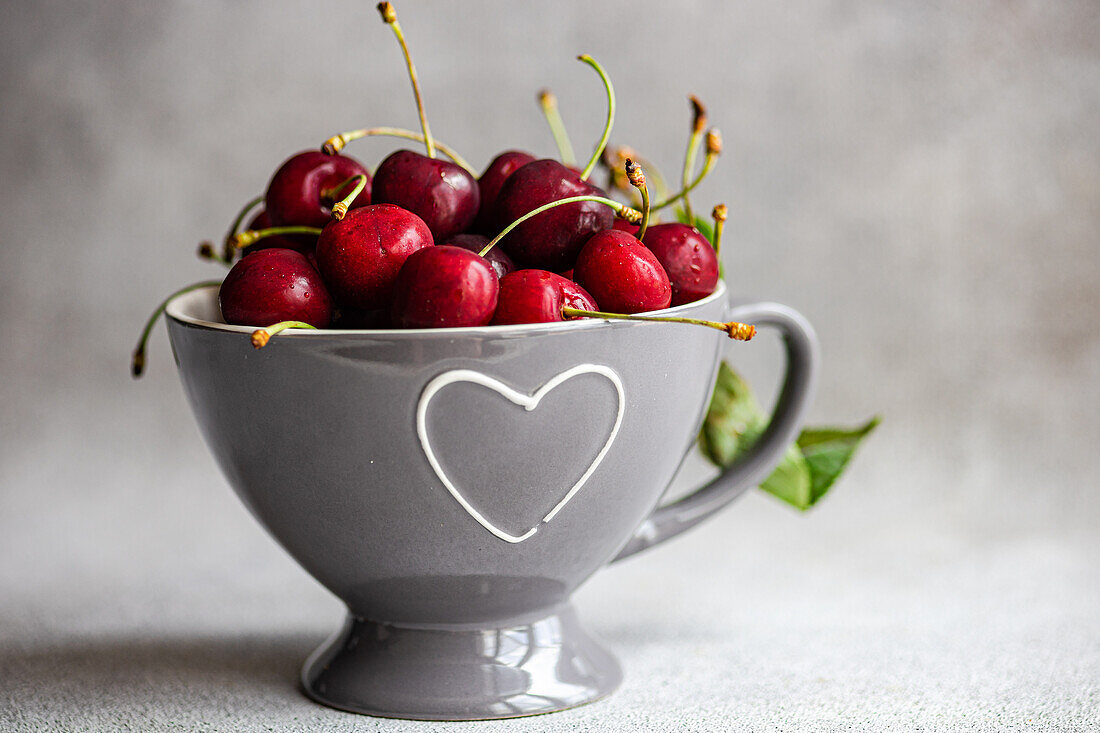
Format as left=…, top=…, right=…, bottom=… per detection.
left=133, top=2, right=752, bottom=376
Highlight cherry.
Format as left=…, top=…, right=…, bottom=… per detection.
left=611, top=218, right=640, bottom=237
left=332, top=306, right=391, bottom=329
left=491, top=269, right=598, bottom=325
left=264, top=151, right=371, bottom=229
left=315, top=203, right=433, bottom=310
left=573, top=229, right=672, bottom=314
left=492, top=159, right=615, bottom=270
left=474, top=150, right=536, bottom=233
left=371, top=150, right=480, bottom=242
left=391, top=246, right=499, bottom=328
left=443, top=233, right=515, bottom=279
left=641, top=223, right=719, bottom=306
left=219, top=248, right=334, bottom=327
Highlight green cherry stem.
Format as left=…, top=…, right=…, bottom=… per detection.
left=561, top=307, right=756, bottom=340
left=320, top=127, right=474, bottom=175
left=577, top=55, right=615, bottom=181
left=378, top=2, right=435, bottom=158
left=131, top=280, right=223, bottom=378
left=712, top=203, right=728, bottom=257
left=232, top=226, right=324, bottom=250
left=251, top=321, right=319, bottom=349
left=329, top=174, right=369, bottom=220
left=650, top=128, right=722, bottom=212
left=478, top=195, right=641, bottom=257
left=201, top=194, right=264, bottom=265
left=538, top=89, right=577, bottom=167
left=625, top=159, right=650, bottom=239
left=681, top=96, right=707, bottom=221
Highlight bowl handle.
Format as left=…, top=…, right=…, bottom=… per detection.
left=612, top=299, right=820, bottom=562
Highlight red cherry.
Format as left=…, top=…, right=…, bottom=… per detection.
left=442, top=233, right=515, bottom=280
left=391, top=246, right=499, bottom=328
left=641, top=223, right=719, bottom=306
left=315, top=204, right=433, bottom=310
left=474, top=150, right=536, bottom=233
left=491, top=269, right=597, bottom=325
left=371, top=150, right=480, bottom=242
left=264, top=151, right=371, bottom=229
left=573, top=229, right=672, bottom=314
left=611, top=218, right=640, bottom=237
left=492, top=159, right=614, bottom=271
left=219, top=248, right=333, bottom=327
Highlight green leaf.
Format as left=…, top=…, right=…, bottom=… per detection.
left=758, top=444, right=813, bottom=509
left=797, top=417, right=880, bottom=503
left=696, top=361, right=879, bottom=511
left=698, top=362, right=767, bottom=468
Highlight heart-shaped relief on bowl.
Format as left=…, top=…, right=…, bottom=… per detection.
left=416, top=364, right=625, bottom=543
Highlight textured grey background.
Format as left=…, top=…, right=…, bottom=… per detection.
left=1, top=1, right=1098, bottom=730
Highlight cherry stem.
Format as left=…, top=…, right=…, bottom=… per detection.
left=681, top=96, right=708, bottom=222
left=625, top=159, right=650, bottom=240
left=320, top=127, right=474, bottom=175
left=478, top=195, right=641, bottom=257
left=203, top=194, right=264, bottom=264
left=131, top=280, right=223, bottom=378
left=561, top=307, right=755, bottom=340
left=712, top=203, right=728, bottom=257
left=650, top=130, right=721, bottom=211
left=577, top=55, right=615, bottom=181
left=329, top=174, right=369, bottom=220
left=602, top=147, right=670, bottom=203
left=538, top=89, right=576, bottom=167
left=378, top=2, right=435, bottom=158
left=251, top=321, right=319, bottom=349
left=232, top=226, right=324, bottom=250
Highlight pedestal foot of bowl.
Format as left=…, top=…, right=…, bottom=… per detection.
left=301, top=605, right=622, bottom=720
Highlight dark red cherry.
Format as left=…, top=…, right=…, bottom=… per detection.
left=371, top=150, right=479, bottom=242
left=315, top=204, right=433, bottom=310
left=442, top=233, right=515, bottom=280
left=332, top=306, right=390, bottom=329
left=611, top=218, right=640, bottom=237
left=391, top=246, right=499, bottom=328
left=642, top=223, right=719, bottom=306
left=574, top=229, right=672, bottom=314
left=245, top=209, right=317, bottom=253
left=219, top=248, right=333, bottom=327
left=474, top=150, right=536, bottom=233
left=492, top=269, right=598, bottom=325
left=264, top=151, right=371, bottom=229
left=493, top=159, right=614, bottom=271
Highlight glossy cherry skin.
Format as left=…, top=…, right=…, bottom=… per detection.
left=642, top=223, right=720, bottom=306
left=315, top=204, right=434, bottom=310
left=493, top=159, right=614, bottom=271
left=332, top=306, right=390, bottom=329
left=219, top=248, right=333, bottom=327
left=611, top=218, right=640, bottom=237
left=442, top=234, right=515, bottom=280
left=390, top=246, right=499, bottom=328
left=474, top=150, right=536, bottom=233
left=371, top=150, right=479, bottom=242
left=491, top=269, right=598, bottom=325
left=244, top=209, right=317, bottom=254
left=574, top=229, right=672, bottom=314
left=265, top=151, right=371, bottom=229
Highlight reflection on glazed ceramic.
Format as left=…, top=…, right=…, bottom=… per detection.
left=416, top=364, right=625, bottom=543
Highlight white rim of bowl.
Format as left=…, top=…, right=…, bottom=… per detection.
left=165, top=280, right=727, bottom=338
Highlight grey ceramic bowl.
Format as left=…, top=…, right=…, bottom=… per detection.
left=164, top=281, right=818, bottom=720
